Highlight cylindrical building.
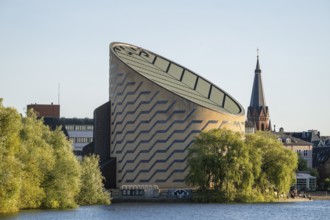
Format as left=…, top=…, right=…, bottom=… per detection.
left=109, top=42, right=245, bottom=188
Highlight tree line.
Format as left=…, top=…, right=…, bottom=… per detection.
left=185, top=129, right=298, bottom=202
left=0, top=99, right=109, bottom=214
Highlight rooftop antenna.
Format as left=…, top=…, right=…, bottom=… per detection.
left=58, top=83, right=60, bottom=105
left=257, top=48, right=259, bottom=58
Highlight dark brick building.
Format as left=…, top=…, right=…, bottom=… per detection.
left=27, top=103, right=60, bottom=118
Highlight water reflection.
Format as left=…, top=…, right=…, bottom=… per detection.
left=1, top=200, right=330, bottom=220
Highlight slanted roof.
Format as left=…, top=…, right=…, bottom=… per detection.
left=249, top=56, right=266, bottom=108
left=111, top=42, right=244, bottom=115
left=284, top=131, right=321, bottom=146
left=296, top=172, right=316, bottom=179
left=42, top=117, right=94, bottom=137
left=58, top=117, right=93, bottom=125
left=313, top=146, right=330, bottom=166
left=274, top=132, right=313, bottom=146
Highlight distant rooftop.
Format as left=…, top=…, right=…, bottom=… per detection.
left=27, top=103, right=60, bottom=118
left=296, top=172, right=316, bottom=179
left=275, top=132, right=313, bottom=146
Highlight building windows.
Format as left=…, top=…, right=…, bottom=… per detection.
left=66, top=125, right=75, bottom=131
left=75, top=125, right=84, bottom=131
left=296, top=173, right=317, bottom=191
left=69, top=137, right=93, bottom=143
left=66, top=125, right=94, bottom=131
left=304, top=150, right=308, bottom=157
left=77, top=137, right=87, bottom=143
left=67, top=125, right=94, bottom=131
left=296, top=178, right=307, bottom=190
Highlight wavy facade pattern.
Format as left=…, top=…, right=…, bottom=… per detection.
left=110, top=43, right=245, bottom=188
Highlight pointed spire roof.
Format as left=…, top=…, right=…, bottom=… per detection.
left=249, top=51, right=266, bottom=107
left=256, top=56, right=261, bottom=71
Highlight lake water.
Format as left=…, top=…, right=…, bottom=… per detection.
left=1, top=200, right=330, bottom=220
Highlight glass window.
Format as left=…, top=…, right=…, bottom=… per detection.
left=210, top=87, right=225, bottom=106
left=196, top=78, right=211, bottom=97
left=154, top=57, right=169, bottom=72
left=224, top=96, right=240, bottom=114
left=65, top=125, right=74, bottom=131
left=167, top=64, right=183, bottom=80
left=304, top=150, right=308, bottom=156
left=75, top=125, right=88, bottom=131
left=76, top=137, right=89, bottom=143
left=182, top=70, right=197, bottom=89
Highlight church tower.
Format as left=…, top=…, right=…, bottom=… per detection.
left=247, top=52, right=270, bottom=131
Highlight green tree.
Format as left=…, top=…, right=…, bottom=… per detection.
left=246, top=132, right=297, bottom=198
left=324, top=178, right=330, bottom=190
left=297, top=153, right=308, bottom=171
left=0, top=99, right=22, bottom=213
left=186, top=129, right=254, bottom=202
left=76, top=155, right=110, bottom=205
left=297, top=153, right=318, bottom=178
left=186, top=129, right=298, bottom=202
left=18, top=110, right=55, bottom=209
left=0, top=99, right=111, bottom=213
left=42, top=128, right=81, bottom=209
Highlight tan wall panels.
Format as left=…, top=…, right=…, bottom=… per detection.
left=109, top=43, right=245, bottom=188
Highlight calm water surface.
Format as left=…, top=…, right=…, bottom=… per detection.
left=1, top=200, right=329, bottom=220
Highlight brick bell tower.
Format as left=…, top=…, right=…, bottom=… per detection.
left=247, top=51, right=271, bottom=131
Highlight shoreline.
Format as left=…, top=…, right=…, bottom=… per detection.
left=111, top=197, right=314, bottom=204
left=111, top=188, right=330, bottom=203
left=111, top=191, right=330, bottom=203
left=309, top=191, right=330, bottom=200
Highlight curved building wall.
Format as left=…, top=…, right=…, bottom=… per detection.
left=109, top=43, right=245, bottom=188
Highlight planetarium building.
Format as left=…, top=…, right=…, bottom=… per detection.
left=108, top=42, right=245, bottom=188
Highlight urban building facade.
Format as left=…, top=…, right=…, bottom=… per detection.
left=107, top=42, right=246, bottom=188
left=27, top=103, right=60, bottom=118
left=27, top=104, right=93, bottom=157
left=275, top=132, right=313, bottom=168
left=63, top=118, right=93, bottom=156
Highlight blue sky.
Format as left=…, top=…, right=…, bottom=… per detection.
left=1, top=0, right=329, bottom=135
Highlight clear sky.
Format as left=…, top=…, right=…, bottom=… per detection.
left=1, top=0, right=329, bottom=135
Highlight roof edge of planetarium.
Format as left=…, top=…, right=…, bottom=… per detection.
left=109, top=42, right=245, bottom=116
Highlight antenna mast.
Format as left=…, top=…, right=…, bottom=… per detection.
left=58, top=83, right=60, bottom=105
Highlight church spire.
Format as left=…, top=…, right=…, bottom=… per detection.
left=249, top=50, right=266, bottom=107
left=256, top=49, right=261, bottom=72
left=247, top=49, right=270, bottom=131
